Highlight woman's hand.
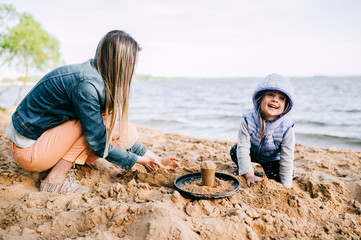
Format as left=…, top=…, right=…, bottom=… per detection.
left=138, top=150, right=181, bottom=172
left=244, top=172, right=262, bottom=187
left=136, top=156, right=165, bottom=172
left=161, top=157, right=181, bottom=169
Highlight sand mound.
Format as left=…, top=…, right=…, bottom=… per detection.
left=0, top=110, right=360, bottom=239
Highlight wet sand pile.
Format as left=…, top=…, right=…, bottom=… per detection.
left=0, top=110, right=360, bottom=239
left=180, top=176, right=235, bottom=195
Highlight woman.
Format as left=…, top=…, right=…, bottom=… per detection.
left=6, top=30, right=179, bottom=194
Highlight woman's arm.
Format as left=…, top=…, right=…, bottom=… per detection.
left=75, top=81, right=138, bottom=170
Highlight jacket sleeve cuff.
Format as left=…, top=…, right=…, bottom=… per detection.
left=126, top=141, right=148, bottom=156
left=105, top=145, right=138, bottom=170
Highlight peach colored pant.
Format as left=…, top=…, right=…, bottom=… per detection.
left=11, top=120, right=139, bottom=172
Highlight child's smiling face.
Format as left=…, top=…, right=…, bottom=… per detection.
left=260, top=90, right=287, bottom=121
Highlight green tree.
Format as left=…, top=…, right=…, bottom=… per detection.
left=0, top=4, right=62, bottom=105
left=0, top=4, right=17, bottom=75
left=1, top=12, right=61, bottom=82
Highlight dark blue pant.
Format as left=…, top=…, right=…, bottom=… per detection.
left=230, top=144, right=281, bottom=182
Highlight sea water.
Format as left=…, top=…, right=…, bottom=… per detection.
left=1, top=76, right=360, bottom=151
left=129, top=76, right=361, bottom=151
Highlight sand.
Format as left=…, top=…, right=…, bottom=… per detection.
left=0, top=110, right=360, bottom=239
left=181, top=177, right=235, bottom=195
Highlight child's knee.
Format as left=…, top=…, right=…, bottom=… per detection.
left=230, top=144, right=238, bottom=162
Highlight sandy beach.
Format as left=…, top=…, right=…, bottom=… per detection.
left=0, top=110, right=360, bottom=239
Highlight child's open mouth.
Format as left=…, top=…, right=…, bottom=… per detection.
left=268, top=103, right=278, bottom=109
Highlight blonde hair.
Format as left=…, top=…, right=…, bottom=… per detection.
left=256, top=98, right=267, bottom=140
left=94, top=30, right=140, bottom=157
left=256, top=91, right=290, bottom=139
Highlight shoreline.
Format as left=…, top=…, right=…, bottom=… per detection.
left=0, top=110, right=361, bottom=239
left=128, top=120, right=361, bottom=152
left=2, top=79, right=361, bottom=152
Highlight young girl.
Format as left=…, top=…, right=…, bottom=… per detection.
left=6, top=30, right=180, bottom=194
left=230, top=73, right=295, bottom=188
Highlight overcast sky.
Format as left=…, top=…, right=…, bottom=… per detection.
left=2, top=0, right=361, bottom=78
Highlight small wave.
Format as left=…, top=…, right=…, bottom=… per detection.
left=295, top=120, right=360, bottom=128
left=296, top=133, right=361, bottom=151
left=138, top=119, right=186, bottom=125
left=297, top=132, right=360, bottom=141
left=295, top=120, right=327, bottom=127
left=334, top=109, right=361, bottom=113
left=214, top=115, right=242, bottom=122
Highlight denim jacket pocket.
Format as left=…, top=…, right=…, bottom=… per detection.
left=42, top=116, right=70, bottom=129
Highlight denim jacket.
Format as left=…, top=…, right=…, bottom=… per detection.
left=11, top=59, right=146, bottom=170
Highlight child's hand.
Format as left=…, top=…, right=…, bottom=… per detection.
left=161, top=157, right=181, bottom=169
left=244, top=172, right=262, bottom=187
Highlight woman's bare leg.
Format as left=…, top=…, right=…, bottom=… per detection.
left=40, top=158, right=87, bottom=193
left=44, top=158, right=73, bottom=183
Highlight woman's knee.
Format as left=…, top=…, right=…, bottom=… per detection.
left=112, top=122, right=139, bottom=149
left=125, top=122, right=139, bottom=149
